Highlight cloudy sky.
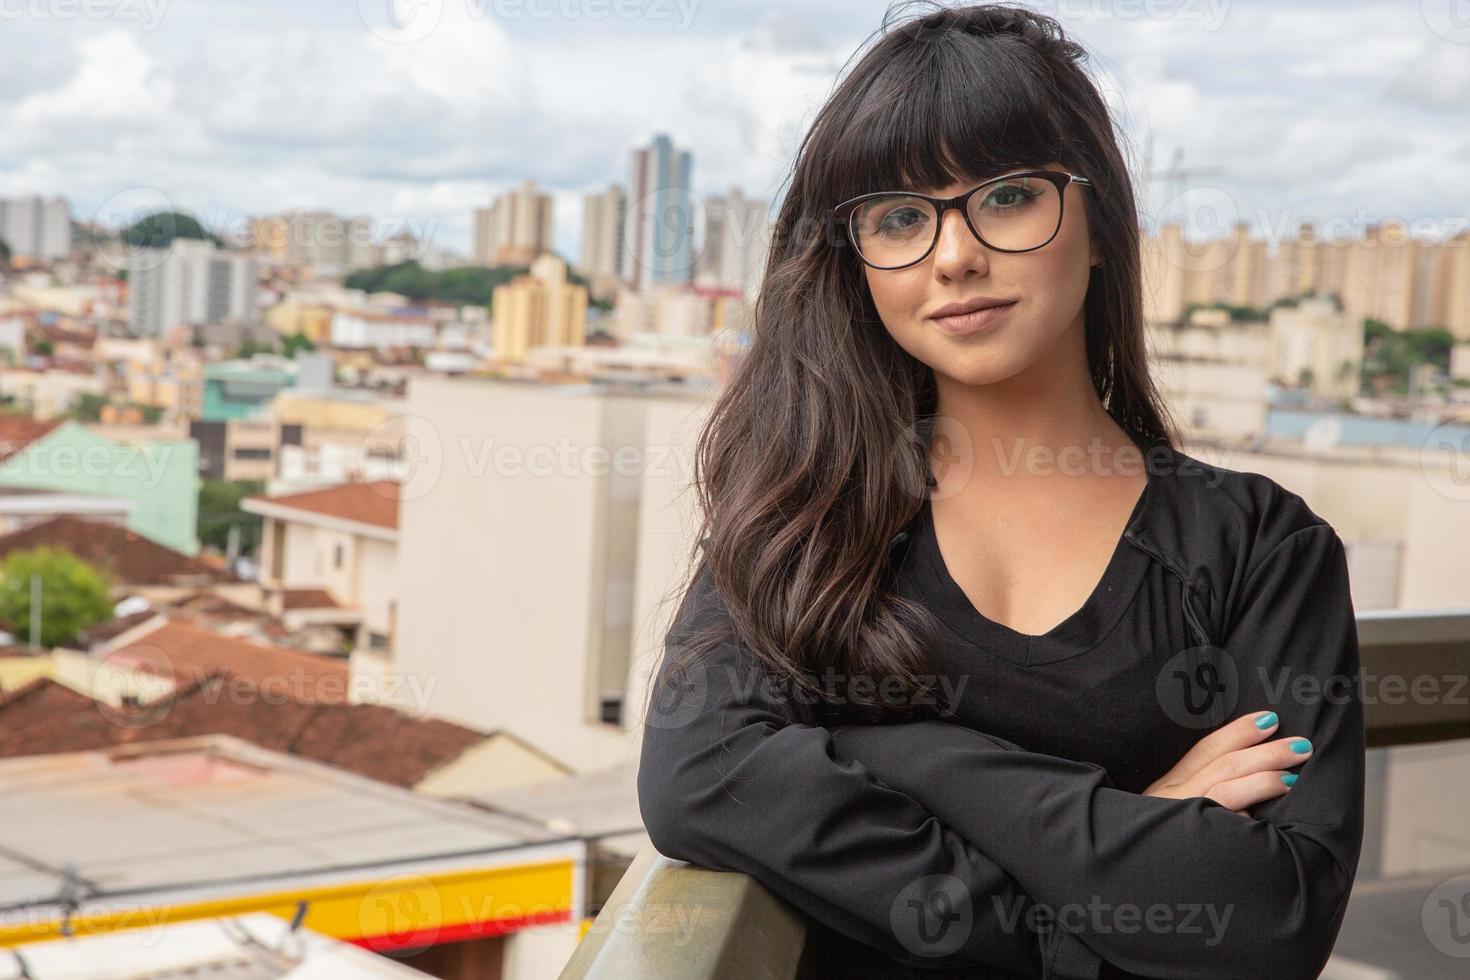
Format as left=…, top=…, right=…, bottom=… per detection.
left=2, top=0, right=1466, bottom=259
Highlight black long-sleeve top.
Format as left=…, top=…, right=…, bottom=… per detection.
left=636, top=442, right=1366, bottom=979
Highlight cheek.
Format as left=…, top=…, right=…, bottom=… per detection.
left=864, top=267, right=928, bottom=326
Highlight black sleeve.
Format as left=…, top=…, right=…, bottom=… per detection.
left=636, top=562, right=1104, bottom=978
left=830, top=522, right=1365, bottom=980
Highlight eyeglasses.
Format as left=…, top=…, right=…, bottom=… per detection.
left=832, top=169, right=1093, bottom=270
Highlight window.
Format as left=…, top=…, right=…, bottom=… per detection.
left=599, top=697, right=623, bottom=726
left=333, top=543, right=344, bottom=569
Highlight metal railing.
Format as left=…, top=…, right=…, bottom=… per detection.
left=562, top=609, right=1470, bottom=979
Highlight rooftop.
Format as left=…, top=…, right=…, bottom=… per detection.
left=0, top=675, right=487, bottom=789
left=0, top=735, right=577, bottom=937
left=0, top=516, right=233, bottom=586
left=0, top=415, right=61, bottom=462
left=98, top=615, right=350, bottom=704
left=243, top=480, right=401, bottom=533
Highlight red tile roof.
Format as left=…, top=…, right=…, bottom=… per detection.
left=247, top=481, right=401, bottom=531
left=0, top=675, right=488, bottom=788
left=105, top=617, right=350, bottom=704
left=0, top=517, right=233, bottom=586
left=282, top=588, right=341, bottom=610
left=0, top=416, right=62, bottom=463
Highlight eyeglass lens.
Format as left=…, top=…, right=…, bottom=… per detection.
left=849, top=175, right=1065, bottom=268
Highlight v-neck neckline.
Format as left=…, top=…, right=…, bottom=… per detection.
left=911, top=442, right=1164, bottom=667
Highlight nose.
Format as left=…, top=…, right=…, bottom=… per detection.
left=930, top=207, right=990, bottom=281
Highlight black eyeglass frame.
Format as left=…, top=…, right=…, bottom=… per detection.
left=831, top=169, right=1094, bottom=270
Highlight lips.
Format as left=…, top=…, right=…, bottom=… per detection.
left=927, top=296, right=1017, bottom=320
left=929, top=300, right=1017, bottom=337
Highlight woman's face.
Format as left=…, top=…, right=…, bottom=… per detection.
left=862, top=162, right=1099, bottom=386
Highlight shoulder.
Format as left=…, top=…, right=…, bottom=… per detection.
left=1134, top=443, right=1340, bottom=635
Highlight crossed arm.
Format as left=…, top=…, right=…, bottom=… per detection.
left=637, top=524, right=1365, bottom=979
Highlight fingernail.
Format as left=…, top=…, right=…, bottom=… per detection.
left=1289, top=738, right=1312, bottom=754
left=1281, top=773, right=1298, bottom=787
left=1254, top=711, right=1277, bottom=730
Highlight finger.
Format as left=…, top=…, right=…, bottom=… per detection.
left=1197, top=735, right=1314, bottom=787
left=1204, top=770, right=1295, bottom=812
left=1167, top=709, right=1282, bottom=783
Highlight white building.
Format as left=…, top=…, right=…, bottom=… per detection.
left=621, top=133, right=695, bottom=292
left=0, top=196, right=70, bottom=262
left=697, top=186, right=770, bottom=299
left=329, top=307, right=439, bottom=349
left=474, top=179, right=555, bottom=266
left=579, top=184, right=626, bottom=300
left=127, top=239, right=258, bottom=336
left=1268, top=296, right=1365, bottom=401
left=390, top=375, right=710, bottom=773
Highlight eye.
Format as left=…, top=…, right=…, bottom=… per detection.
left=978, top=182, right=1040, bottom=211
left=877, top=206, right=928, bottom=231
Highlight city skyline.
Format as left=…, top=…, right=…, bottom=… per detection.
left=0, top=1, right=1465, bottom=260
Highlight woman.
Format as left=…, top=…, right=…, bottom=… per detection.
left=637, top=4, right=1365, bottom=978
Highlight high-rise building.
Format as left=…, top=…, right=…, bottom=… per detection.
left=490, top=253, right=587, bottom=362
left=127, top=239, right=258, bottom=337
left=621, top=133, right=694, bottom=292
left=250, top=211, right=376, bottom=272
left=579, top=184, right=625, bottom=302
left=0, top=196, right=71, bottom=262
left=697, top=187, right=769, bottom=299
left=473, top=180, right=555, bottom=267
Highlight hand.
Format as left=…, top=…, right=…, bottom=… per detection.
left=1143, top=710, right=1312, bottom=817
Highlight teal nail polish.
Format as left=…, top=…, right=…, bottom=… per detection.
left=1290, top=738, right=1312, bottom=754
left=1281, top=773, right=1298, bottom=787
left=1254, top=712, right=1277, bottom=729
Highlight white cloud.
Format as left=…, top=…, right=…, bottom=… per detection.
left=0, top=0, right=1460, bottom=258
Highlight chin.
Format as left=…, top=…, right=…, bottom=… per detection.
left=929, top=347, right=1031, bottom=387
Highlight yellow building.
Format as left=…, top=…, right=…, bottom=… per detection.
left=265, top=300, right=334, bottom=343
left=491, top=253, right=588, bottom=364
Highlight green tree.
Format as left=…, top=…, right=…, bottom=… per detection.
left=74, top=392, right=109, bottom=422
left=0, top=547, right=114, bottom=648
left=233, top=338, right=276, bottom=359
left=282, top=331, right=316, bottom=358
left=198, top=479, right=265, bottom=555
left=346, top=260, right=530, bottom=305
left=0, top=237, right=10, bottom=266
left=123, top=211, right=224, bottom=250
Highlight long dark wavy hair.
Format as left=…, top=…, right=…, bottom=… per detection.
left=642, top=1, right=1178, bottom=725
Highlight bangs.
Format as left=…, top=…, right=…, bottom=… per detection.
left=823, top=31, right=1072, bottom=205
